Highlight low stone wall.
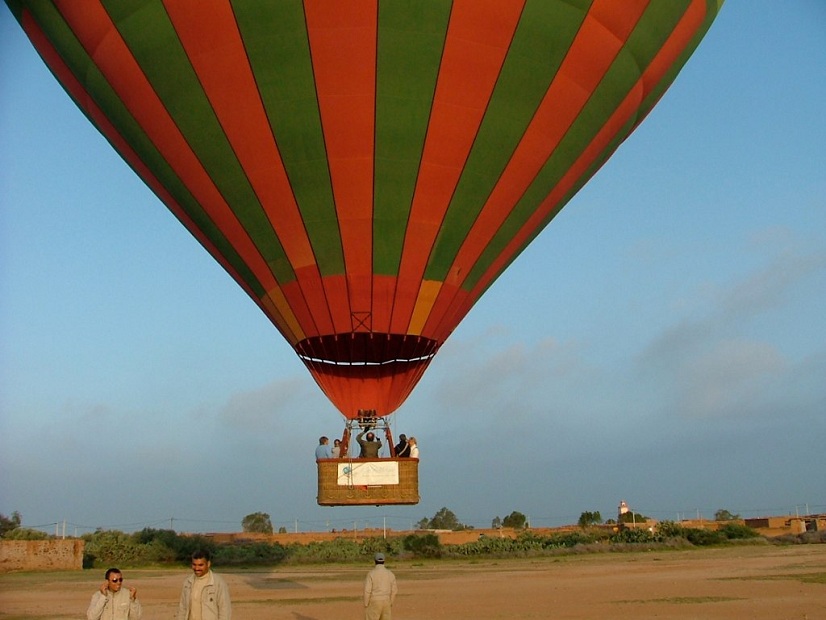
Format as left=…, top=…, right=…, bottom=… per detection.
left=0, top=539, right=84, bottom=572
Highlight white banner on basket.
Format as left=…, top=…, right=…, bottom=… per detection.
left=337, top=461, right=400, bottom=486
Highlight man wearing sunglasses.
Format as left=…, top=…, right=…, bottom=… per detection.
left=87, top=567, right=142, bottom=619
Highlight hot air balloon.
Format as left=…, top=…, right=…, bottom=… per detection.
left=6, top=0, right=722, bottom=505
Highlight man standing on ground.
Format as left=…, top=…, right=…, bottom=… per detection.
left=177, top=549, right=231, bottom=620
left=87, top=567, right=141, bottom=619
left=363, top=552, right=397, bottom=620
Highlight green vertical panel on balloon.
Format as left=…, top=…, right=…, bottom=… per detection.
left=423, top=0, right=590, bottom=282
left=28, top=0, right=265, bottom=297
left=234, top=0, right=345, bottom=277
left=507, top=0, right=722, bottom=277
left=462, top=1, right=695, bottom=293
left=105, top=0, right=295, bottom=284
left=634, top=0, right=721, bottom=128
left=470, top=112, right=639, bottom=304
left=373, top=0, right=453, bottom=276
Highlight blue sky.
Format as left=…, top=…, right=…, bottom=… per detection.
left=1, top=1, right=824, bottom=535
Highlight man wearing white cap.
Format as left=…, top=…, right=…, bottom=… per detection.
left=363, top=552, right=397, bottom=620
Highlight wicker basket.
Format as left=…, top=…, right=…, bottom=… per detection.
left=317, top=458, right=419, bottom=506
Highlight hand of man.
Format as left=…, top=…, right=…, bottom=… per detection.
left=99, top=582, right=108, bottom=595
left=129, top=587, right=138, bottom=600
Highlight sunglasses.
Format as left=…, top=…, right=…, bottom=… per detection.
left=110, top=578, right=123, bottom=583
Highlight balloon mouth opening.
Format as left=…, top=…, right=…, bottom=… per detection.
left=294, top=333, right=440, bottom=366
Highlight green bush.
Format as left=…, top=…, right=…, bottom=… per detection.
left=214, top=542, right=288, bottom=565
left=683, top=528, right=726, bottom=546
left=285, top=539, right=363, bottom=564
left=541, top=530, right=601, bottom=548
left=656, top=521, right=687, bottom=539
left=610, top=528, right=656, bottom=544
left=450, top=529, right=607, bottom=557
left=453, top=535, right=520, bottom=556
left=72, top=519, right=771, bottom=569
left=2, top=528, right=49, bottom=540
left=719, top=523, right=759, bottom=540
left=403, top=533, right=442, bottom=558
left=83, top=530, right=149, bottom=567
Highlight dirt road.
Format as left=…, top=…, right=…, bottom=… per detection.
left=1, top=543, right=824, bottom=619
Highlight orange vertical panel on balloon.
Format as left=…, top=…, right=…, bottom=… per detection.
left=305, top=1, right=377, bottom=328
left=371, top=275, right=396, bottom=335
left=320, top=274, right=351, bottom=336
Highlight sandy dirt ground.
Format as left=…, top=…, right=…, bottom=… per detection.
left=1, top=543, right=824, bottom=619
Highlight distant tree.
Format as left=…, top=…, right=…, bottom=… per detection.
left=502, top=511, right=527, bottom=529
left=241, top=512, right=273, bottom=534
left=3, top=528, right=49, bottom=540
left=278, top=526, right=287, bottom=534
left=430, top=507, right=461, bottom=530
left=491, top=516, right=502, bottom=529
left=714, top=509, right=740, bottom=521
left=420, top=507, right=467, bottom=530
left=578, top=511, right=603, bottom=528
left=618, top=511, right=648, bottom=524
left=0, top=511, right=22, bottom=537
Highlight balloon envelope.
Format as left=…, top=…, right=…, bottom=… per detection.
left=7, top=0, right=722, bottom=418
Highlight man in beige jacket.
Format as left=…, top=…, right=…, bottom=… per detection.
left=87, top=567, right=141, bottom=619
left=363, top=552, right=397, bottom=620
left=177, top=549, right=231, bottom=620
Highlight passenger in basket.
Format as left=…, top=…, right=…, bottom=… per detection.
left=393, top=434, right=410, bottom=458
left=331, top=438, right=342, bottom=458
left=357, top=428, right=382, bottom=458
left=315, top=436, right=332, bottom=460
left=408, top=437, right=419, bottom=459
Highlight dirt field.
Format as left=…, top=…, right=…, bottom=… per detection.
left=1, top=543, right=824, bottom=619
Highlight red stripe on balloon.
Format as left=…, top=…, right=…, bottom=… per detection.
left=389, top=0, right=526, bottom=335
left=445, top=0, right=710, bottom=342
left=424, top=0, right=650, bottom=338
left=305, top=1, right=378, bottom=332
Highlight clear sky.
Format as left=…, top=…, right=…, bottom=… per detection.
left=2, top=1, right=824, bottom=536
